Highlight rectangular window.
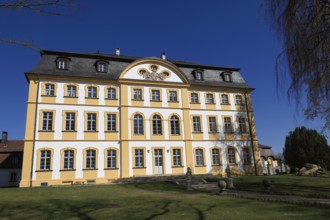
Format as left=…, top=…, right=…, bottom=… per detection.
left=228, top=148, right=236, bottom=164
left=42, top=112, right=53, bottom=131
left=208, top=117, right=217, bottom=132
left=64, top=150, right=74, bottom=169
left=169, top=91, right=177, bottom=102
left=10, top=172, right=17, bottom=182
left=97, top=63, right=107, bottom=73
left=87, top=113, right=97, bottom=131
left=67, top=85, right=76, bottom=97
left=57, top=59, right=68, bottom=70
left=243, top=148, right=251, bottom=164
left=196, top=149, right=204, bottom=166
left=173, top=149, right=182, bottom=166
left=238, top=117, right=247, bottom=133
left=151, top=90, right=160, bottom=101
left=191, top=93, right=199, bottom=103
left=133, top=89, right=142, bottom=100
left=86, top=150, right=96, bottom=169
left=224, top=117, right=232, bottom=133
left=65, top=112, right=75, bottom=131
left=88, top=87, right=97, bottom=98
left=221, top=94, right=229, bottom=104
left=107, top=114, right=116, bottom=131
left=236, top=95, right=243, bottom=105
left=107, top=88, right=116, bottom=99
left=212, top=149, right=221, bottom=165
left=193, top=116, right=201, bottom=132
left=45, top=84, right=55, bottom=96
left=40, top=150, right=51, bottom=170
left=107, top=150, right=116, bottom=168
left=206, top=94, right=214, bottom=104
left=135, top=149, right=144, bottom=167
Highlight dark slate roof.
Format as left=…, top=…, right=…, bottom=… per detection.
left=26, top=50, right=253, bottom=90
left=0, top=140, right=24, bottom=152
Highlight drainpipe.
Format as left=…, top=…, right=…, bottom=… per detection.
left=30, top=74, right=40, bottom=187
left=244, top=91, right=258, bottom=176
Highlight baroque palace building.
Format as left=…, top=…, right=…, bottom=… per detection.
left=20, top=49, right=261, bottom=187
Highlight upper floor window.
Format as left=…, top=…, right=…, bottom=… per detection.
left=45, top=84, right=55, bottom=96
left=208, top=117, right=217, bottom=132
left=65, top=112, right=76, bottom=131
left=107, top=114, right=116, bottom=132
left=224, top=117, right=232, bottom=133
left=206, top=94, right=214, bottom=104
left=192, top=116, right=201, bottom=132
left=56, top=58, right=69, bottom=70
left=169, top=91, right=178, bottom=102
left=96, top=61, right=108, bottom=73
left=134, top=114, right=144, bottom=135
left=191, top=93, right=199, bottom=103
left=42, top=112, right=53, bottom=131
left=170, top=115, right=180, bottom=135
left=236, top=95, right=243, bottom=105
left=221, top=94, right=229, bottom=104
left=107, top=88, right=116, bottom=99
left=151, top=90, right=160, bottom=101
left=238, top=117, right=247, bottom=133
left=152, top=115, right=162, bottom=135
left=88, top=87, right=97, bottom=98
left=67, top=85, right=77, bottom=97
left=87, top=113, right=97, bottom=131
left=133, top=89, right=142, bottom=100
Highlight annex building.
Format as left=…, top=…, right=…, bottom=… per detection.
left=20, top=49, right=261, bottom=187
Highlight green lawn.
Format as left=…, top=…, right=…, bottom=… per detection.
left=1, top=182, right=330, bottom=220
left=234, top=173, right=330, bottom=198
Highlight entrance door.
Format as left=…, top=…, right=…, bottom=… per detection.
left=154, top=149, right=163, bottom=174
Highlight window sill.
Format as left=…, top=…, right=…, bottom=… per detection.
left=211, top=164, right=222, bottom=167
left=206, top=103, right=215, bottom=105
left=208, top=131, right=218, bottom=134
left=85, top=97, right=99, bottom=99
left=83, top=168, right=98, bottom=171
left=195, top=165, right=206, bottom=167
left=168, top=101, right=179, bottom=103
left=62, top=130, right=77, bottom=132
left=221, top=103, right=230, bottom=105
left=41, top=95, right=56, bottom=97
left=104, top=168, right=119, bottom=170
left=190, top=102, right=200, bottom=104
left=105, top=131, right=118, bottom=133
left=60, top=169, right=76, bottom=171
left=105, top=98, right=118, bottom=100
left=132, top=99, right=144, bottom=101
left=63, top=96, right=78, bottom=99
left=36, top=170, right=53, bottom=172
left=171, top=166, right=184, bottom=168
left=39, top=130, right=54, bottom=132
left=192, top=131, right=203, bottom=134
left=150, top=100, right=162, bottom=102
left=133, top=167, right=146, bottom=169
left=84, top=131, right=98, bottom=132
left=133, top=134, right=144, bottom=135
left=170, top=134, right=181, bottom=136
left=224, top=132, right=234, bottom=134
left=152, top=134, right=163, bottom=136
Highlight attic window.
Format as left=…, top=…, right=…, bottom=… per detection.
left=222, top=72, right=232, bottom=82
left=56, top=57, right=70, bottom=70
left=193, top=70, right=204, bottom=80
left=96, top=61, right=108, bottom=73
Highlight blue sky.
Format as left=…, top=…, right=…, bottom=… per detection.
left=0, top=0, right=328, bottom=154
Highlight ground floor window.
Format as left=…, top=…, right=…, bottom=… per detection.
left=9, top=172, right=17, bottom=182
left=86, top=150, right=96, bottom=169
left=135, top=149, right=144, bottom=167
left=212, top=148, right=221, bottom=165
left=195, top=149, right=204, bottom=166
left=107, top=150, right=116, bottom=168
left=173, top=149, right=182, bottom=166
left=228, top=148, right=236, bottom=164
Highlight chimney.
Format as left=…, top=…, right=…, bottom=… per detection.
left=116, top=48, right=120, bottom=56
left=161, top=52, right=166, bottom=60
left=1, top=131, right=8, bottom=145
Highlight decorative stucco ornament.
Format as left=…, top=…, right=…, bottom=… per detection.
left=138, top=65, right=170, bottom=81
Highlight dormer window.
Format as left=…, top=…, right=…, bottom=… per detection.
left=222, top=72, right=232, bottom=82
left=56, top=58, right=70, bottom=70
left=193, top=69, right=204, bottom=80
left=96, top=61, right=108, bottom=73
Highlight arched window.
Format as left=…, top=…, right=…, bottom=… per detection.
left=134, top=114, right=144, bottom=135
left=152, top=115, right=162, bottom=135
left=170, top=115, right=180, bottom=135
